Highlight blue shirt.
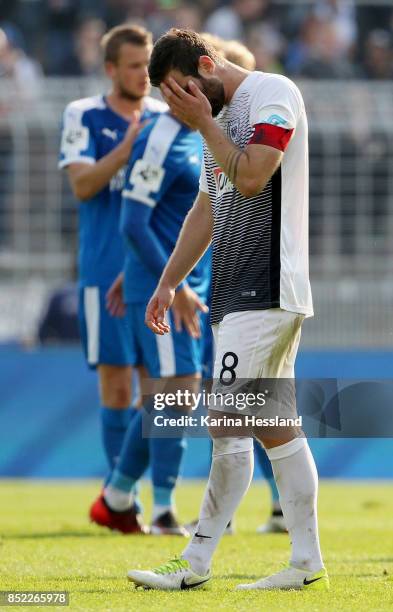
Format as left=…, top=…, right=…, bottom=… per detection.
left=121, top=113, right=211, bottom=304
left=59, top=94, right=166, bottom=287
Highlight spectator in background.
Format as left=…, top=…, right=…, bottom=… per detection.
left=44, top=0, right=79, bottom=74
left=147, top=1, right=202, bottom=41
left=204, top=0, right=269, bottom=41
left=104, top=0, right=147, bottom=28
left=362, top=30, right=393, bottom=80
left=355, top=1, right=392, bottom=61
left=173, top=3, right=202, bottom=32
left=1, top=0, right=393, bottom=80
left=287, top=14, right=355, bottom=79
left=0, top=23, right=42, bottom=249
left=247, top=23, right=284, bottom=73
left=0, top=0, right=46, bottom=59
left=314, top=0, right=357, bottom=57
left=58, top=17, right=106, bottom=76
left=0, top=24, right=42, bottom=100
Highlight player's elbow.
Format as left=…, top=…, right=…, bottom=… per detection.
left=238, top=177, right=265, bottom=199
left=72, top=182, right=93, bottom=201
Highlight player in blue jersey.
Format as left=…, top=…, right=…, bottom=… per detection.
left=59, top=24, right=166, bottom=531
left=89, top=111, right=211, bottom=535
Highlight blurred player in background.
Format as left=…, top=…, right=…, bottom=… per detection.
left=90, top=108, right=210, bottom=535
left=128, top=29, right=327, bottom=591
left=59, top=24, right=166, bottom=526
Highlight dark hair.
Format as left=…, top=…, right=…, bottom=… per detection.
left=101, top=24, right=152, bottom=64
left=149, top=28, right=223, bottom=87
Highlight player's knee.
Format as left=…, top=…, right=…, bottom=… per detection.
left=109, top=385, right=131, bottom=407
left=212, top=437, right=253, bottom=457
left=254, top=425, right=302, bottom=449
left=99, top=366, right=132, bottom=407
left=100, top=378, right=131, bottom=407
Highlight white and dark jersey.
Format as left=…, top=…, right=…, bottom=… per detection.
left=200, top=71, right=313, bottom=325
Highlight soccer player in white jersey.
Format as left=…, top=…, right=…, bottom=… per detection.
left=127, top=29, right=329, bottom=591
left=184, top=34, right=287, bottom=537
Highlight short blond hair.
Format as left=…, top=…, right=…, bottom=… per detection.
left=101, top=24, right=152, bottom=64
left=200, top=33, right=256, bottom=70
left=200, top=32, right=227, bottom=58
left=224, top=40, right=256, bottom=70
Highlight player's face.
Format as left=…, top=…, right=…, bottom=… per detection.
left=166, top=69, right=226, bottom=117
left=108, top=43, right=151, bottom=101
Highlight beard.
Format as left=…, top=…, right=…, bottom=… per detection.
left=118, top=83, right=145, bottom=102
left=199, top=76, right=226, bottom=117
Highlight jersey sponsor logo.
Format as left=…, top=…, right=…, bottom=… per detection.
left=213, top=167, right=234, bottom=198
left=266, top=114, right=288, bottom=127
left=110, top=166, right=126, bottom=191
left=130, top=159, right=165, bottom=193
left=102, top=128, right=118, bottom=141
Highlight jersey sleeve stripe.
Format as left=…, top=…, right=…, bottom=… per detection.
left=142, top=114, right=181, bottom=166
left=122, top=189, right=155, bottom=208
left=58, top=156, right=96, bottom=169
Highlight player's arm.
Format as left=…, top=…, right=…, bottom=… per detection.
left=59, top=103, right=145, bottom=201
left=145, top=190, right=212, bottom=335
left=67, top=113, right=145, bottom=201
left=160, top=190, right=213, bottom=290
left=161, top=78, right=294, bottom=198
left=122, top=197, right=172, bottom=281
left=195, top=119, right=283, bottom=198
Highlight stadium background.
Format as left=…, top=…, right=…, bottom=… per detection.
left=1, top=0, right=393, bottom=480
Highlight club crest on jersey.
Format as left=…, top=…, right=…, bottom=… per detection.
left=228, top=118, right=241, bottom=143
left=213, top=167, right=234, bottom=197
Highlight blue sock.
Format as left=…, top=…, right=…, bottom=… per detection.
left=150, top=407, right=187, bottom=515
left=254, top=439, right=280, bottom=507
left=109, top=409, right=150, bottom=503
left=101, top=406, right=137, bottom=470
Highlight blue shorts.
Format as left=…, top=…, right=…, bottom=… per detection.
left=201, top=311, right=214, bottom=379
left=79, top=286, right=133, bottom=369
left=127, top=303, right=202, bottom=377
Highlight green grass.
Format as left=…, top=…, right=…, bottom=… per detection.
left=0, top=480, right=392, bottom=611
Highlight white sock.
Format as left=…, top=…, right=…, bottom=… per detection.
left=104, top=485, right=133, bottom=511
left=266, top=438, right=324, bottom=572
left=182, top=437, right=254, bottom=576
left=152, top=504, right=172, bottom=522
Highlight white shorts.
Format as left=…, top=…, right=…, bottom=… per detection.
left=210, top=309, right=304, bottom=416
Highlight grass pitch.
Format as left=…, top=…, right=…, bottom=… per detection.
left=1, top=480, right=392, bottom=611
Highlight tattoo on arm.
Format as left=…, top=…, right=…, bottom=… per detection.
left=225, top=148, right=243, bottom=185
left=231, top=151, right=242, bottom=185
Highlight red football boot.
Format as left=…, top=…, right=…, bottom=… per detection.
left=89, top=495, right=147, bottom=534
